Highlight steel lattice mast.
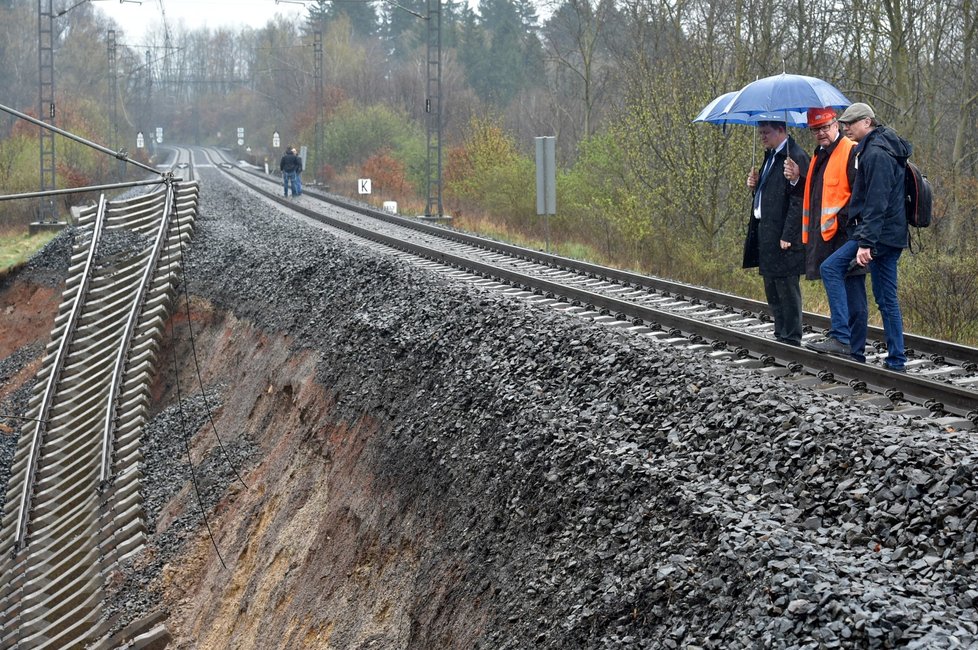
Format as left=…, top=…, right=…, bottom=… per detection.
left=424, top=0, right=442, bottom=217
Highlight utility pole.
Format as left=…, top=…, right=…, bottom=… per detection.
left=277, top=0, right=443, bottom=215
left=108, top=29, right=121, bottom=180
left=38, top=0, right=56, bottom=222
left=145, top=48, right=152, bottom=156
left=424, top=0, right=442, bottom=217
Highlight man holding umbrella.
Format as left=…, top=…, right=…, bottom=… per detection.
left=784, top=108, right=869, bottom=362
left=743, top=121, right=810, bottom=346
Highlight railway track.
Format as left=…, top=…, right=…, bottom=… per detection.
left=1, top=144, right=963, bottom=646
left=210, top=148, right=978, bottom=427
left=0, top=151, right=198, bottom=649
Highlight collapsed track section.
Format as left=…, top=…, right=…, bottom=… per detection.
left=0, top=176, right=199, bottom=649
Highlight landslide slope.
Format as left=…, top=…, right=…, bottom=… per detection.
left=2, top=169, right=976, bottom=648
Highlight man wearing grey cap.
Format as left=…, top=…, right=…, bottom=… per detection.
left=805, top=102, right=912, bottom=372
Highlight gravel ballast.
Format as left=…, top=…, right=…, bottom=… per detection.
left=3, top=167, right=977, bottom=648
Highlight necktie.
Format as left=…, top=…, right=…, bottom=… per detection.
left=753, top=154, right=774, bottom=213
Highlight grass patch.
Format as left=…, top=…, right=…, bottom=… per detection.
left=0, top=231, right=57, bottom=273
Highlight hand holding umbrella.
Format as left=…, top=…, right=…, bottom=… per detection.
left=784, top=156, right=801, bottom=184
left=694, top=89, right=808, bottom=172
left=747, top=168, right=759, bottom=189
left=709, top=73, right=850, bottom=192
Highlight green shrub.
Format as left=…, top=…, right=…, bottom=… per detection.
left=900, top=250, right=978, bottom=344
left=446, top=116, right=533, bottom=222
left=322, top=102, right=423, bottom=175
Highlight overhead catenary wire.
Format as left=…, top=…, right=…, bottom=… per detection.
left=0, top=102, right=161, bottom=176
left=167, top=317, right=229, bottom=572
left=170, top=160, right=250, bottom=490
left=162, top=191, right=229, bottom=572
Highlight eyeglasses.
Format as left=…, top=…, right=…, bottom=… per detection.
left=809, top=121, right=837, bottom=134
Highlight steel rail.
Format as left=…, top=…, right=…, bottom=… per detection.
left=15, top=195, right=108, bottom=549
left=0, top=146, right=198, bottom=650
left=233, top=159, right=975, bottom=367
left=217, top=159, right=978, bottom=421
left=100, top=179, right=177, bottom=484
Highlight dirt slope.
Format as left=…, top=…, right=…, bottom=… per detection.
left=146, top=302, right=484, bottom=649
left=3, top=174, right=977, bottom=649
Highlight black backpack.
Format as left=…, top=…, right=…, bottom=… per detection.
left=905, top=161, right=933, bottom=228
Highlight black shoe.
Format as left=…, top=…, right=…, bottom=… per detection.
left=883, top=363, right=906, bottom=373
left=805, top=337, right=851, bottom=356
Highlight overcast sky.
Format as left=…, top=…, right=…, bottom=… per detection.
left=95, top=0, right=308, bottom=42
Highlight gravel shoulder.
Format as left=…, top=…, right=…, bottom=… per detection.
left=2, top=168, right=976, bottom=648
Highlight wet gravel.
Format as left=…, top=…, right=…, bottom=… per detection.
left=103, top=388, right=255, bottom=635
left=4, top=167, right=977, bottom=648
left=0, top=343, right=42, bottom=498
left=96, top=228, right=152, bottom=264
left=21, top=227, right=75, bottom=286
left=178, top=168, right=978, bottom=648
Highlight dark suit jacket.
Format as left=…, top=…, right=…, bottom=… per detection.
left=743, top=137, right=810, bottom=277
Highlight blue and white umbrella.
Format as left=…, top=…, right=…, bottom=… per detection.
left=693, top=89, right=809, bottom=170
left=693, top=91, right=807, bottom=127
left=721, top=73, right=851, bottom=116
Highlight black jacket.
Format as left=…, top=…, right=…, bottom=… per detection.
left=280, top=152, right=303, bottom=174
left=743, top=137, right=810, bottom=277
left=848, top=126, right=912, bottom=251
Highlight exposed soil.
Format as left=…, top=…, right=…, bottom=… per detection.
left=0, top=280, right=60, bottom=361
left=0, top=233, right=70, bottom=495
left=2, top=170, right=977, bottom=649
left=137, top=301, right=484, bottom=649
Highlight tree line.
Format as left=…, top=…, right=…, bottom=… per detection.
left=1, top=0, right=976, bottom=341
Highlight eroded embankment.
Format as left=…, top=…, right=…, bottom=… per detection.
left=0, top=231, right=73, bottom=499
left=3, top=170, right=978, bottom=648
left=122, top=296, right=487, bottom=650
left=142, top=161, right=978, bottom=647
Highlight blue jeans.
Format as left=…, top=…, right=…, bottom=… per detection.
left=283, top=171, right=302, bottom=196
left=868, top=243, right=906, bottom=370
left=819, top=240, right=870, bottom=362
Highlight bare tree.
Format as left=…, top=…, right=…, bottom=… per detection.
left=540, top=0, right=618, bottom=142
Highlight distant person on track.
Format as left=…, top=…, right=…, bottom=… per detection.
left=744, top=120, right=810, bottom=346
left=807, top=102, right=911, bottom=372
left=279, top=146, right=303, bottom=197
left=784, top=107, right=869, bottom=363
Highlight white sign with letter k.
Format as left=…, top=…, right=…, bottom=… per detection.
left=358, top=179, right=372, bottom=194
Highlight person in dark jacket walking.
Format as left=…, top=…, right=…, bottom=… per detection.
left=806, top=102, right=911, bottom=371
left=744, top=121, right=811, bottom=346
left=785, top=107, right=869, bottom=362
left=279, top=146, right=303, bottom=197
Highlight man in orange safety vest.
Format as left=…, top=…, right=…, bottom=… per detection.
left=784, top=107, right=868, bottom=362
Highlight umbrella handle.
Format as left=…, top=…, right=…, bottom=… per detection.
left=752, top=127, right=757, bottom=170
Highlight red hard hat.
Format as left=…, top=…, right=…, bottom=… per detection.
left=807, top=107, right=836, bottom=128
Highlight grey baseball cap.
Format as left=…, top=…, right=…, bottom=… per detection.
left=838, top=102, right=875, bottom=124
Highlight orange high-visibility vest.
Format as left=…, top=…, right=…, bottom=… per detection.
left=802, top=136, right=855, bottom=243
